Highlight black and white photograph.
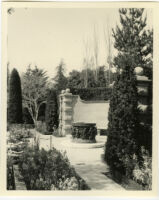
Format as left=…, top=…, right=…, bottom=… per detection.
left=1, top=1, right=158, bottom=195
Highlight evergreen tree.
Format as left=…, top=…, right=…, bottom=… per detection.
left=105, top=55, right=140, bottom=177
left=96, top=66, right=107, bottom=87
left=113, top=8, right=153, bottom=79
left=53, top=60, right=68, bottom=93
left=45, top=89, right=58, bottom=133
left=67, top=70, right=83, bottom=89
left=8, top=68, right=23, bottom=123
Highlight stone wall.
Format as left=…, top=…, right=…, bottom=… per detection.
left=58, top=67, right=152, bottom=136
left=58, top=89, right=109, bottom=136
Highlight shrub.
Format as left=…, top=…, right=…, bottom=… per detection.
left=7, top=125, right=33, bottom=164
left=8, top=125, right=34, bottom=143
left=132, top=147, right=152, bottom=190
left=105, top=56, right=140, bottom=178
left=7, top=156, right=16, bottom=190
left=45, top=89, right=58, bottom=133
left=18, top=147, right=90, bottom=190
left=23, top=107, right=34, bottom=125
left=36, top=121, right=47, bottom=135
left=8, top=68, right=23, bottom=124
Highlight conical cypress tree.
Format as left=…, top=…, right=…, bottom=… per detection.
left=45, top=89, right=58, bottom=133
left=105, top=55, right=140, bottom=178
left=8, top=68, right=23, bottom=123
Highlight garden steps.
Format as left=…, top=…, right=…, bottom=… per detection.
left=37, top=132, right=125, bottom=190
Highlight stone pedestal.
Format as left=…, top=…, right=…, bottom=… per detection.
left=135, top=67, right=152, bottom=125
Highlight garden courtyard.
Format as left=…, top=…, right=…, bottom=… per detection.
left=7, top=8, right=152, bottom=191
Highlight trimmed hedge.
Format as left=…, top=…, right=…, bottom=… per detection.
left=70, top=87, right=112, bottom=101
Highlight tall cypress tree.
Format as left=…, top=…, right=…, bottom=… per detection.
left=113, top=8, right=153, bottom=79
left=53, top=60, right=68, bottom=94
left=8, top=68, right=23, bottom=123
left=45, top=89, right=58, bottom=133
left=105, top=55, right=140, bottom=177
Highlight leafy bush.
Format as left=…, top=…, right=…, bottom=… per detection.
left=7, top=156, right=15, bottom=190
left=8, top=125, right=34, bottom=143
left=71, top=123, right=97, bottom=143
left=7, top=124, right=34, bottom=164
left=45, top=89, right=59, bottom=133
left=70, top=87, right=112, bottom=101
left=23, top=107, right=34, bottom=125
left=18, top=147, right=90, bottom=190
left=132, top=147, right=152, bottom=190
left=36, top=121, right=47, bottom=135
left=137, top=124, right=152, bottom=155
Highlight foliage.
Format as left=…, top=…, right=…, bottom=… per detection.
left=23, top=107, right=34, bottom=124
left=113, top=8, right=153, bottom=79
left=45, top=89, right=58, bottom=133
left=18, top=147, right=90, bottom=190
left=8, top=68, right=23, bottom=123
left=96, top=66, right=107, bottom=87
left=71, top=124, right=97, bottom=142
left=53, top=60, right=68, bottom=93
left=8, top=124, right=34, bottom=142
left=7, top=125, right=33, bottom=165
left=137, top=124, right=152, bottom=155
left=36, top=121, right=47, bottom=135
left=67, top=67, right=108, bottom=89
left=7, top=156, right=16, bottom=190
left=132, top=146, right=152, bottom=190
left=67, top=70, right=83, bottom=89
left=38, top=103, right=46, bottom=121
left=105, top=55, right=140, bottom=178
left=70, top=87, right=112, bottom=101
left=22, top=65, right=48, bottom=126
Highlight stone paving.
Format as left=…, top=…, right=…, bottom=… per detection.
left=38, top=133, right=125, bottom=190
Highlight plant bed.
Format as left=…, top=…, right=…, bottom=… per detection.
left=104, top=170, right=145, bottom=190
left=18, top=146, right=90, bottom=190
left=13, top=165, right=27, bottom=190
left=71, top=122, right=97, bottom=143
left=7, top=157, right=16, bottom=190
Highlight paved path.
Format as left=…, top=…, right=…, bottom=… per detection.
left=38, top=133, right=124, bottom=190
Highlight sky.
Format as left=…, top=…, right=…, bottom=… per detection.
left=7, top=7, right=153, bottom=78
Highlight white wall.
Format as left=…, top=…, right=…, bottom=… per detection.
left=72, top=96, right=109, bottom=129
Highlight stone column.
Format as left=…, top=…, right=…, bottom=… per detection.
left=59, top=89, right=73, bottom=136
left=134, top=67, right=152, bottom=124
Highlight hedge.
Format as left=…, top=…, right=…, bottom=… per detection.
left=70, top=87, right=112, bottom=101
